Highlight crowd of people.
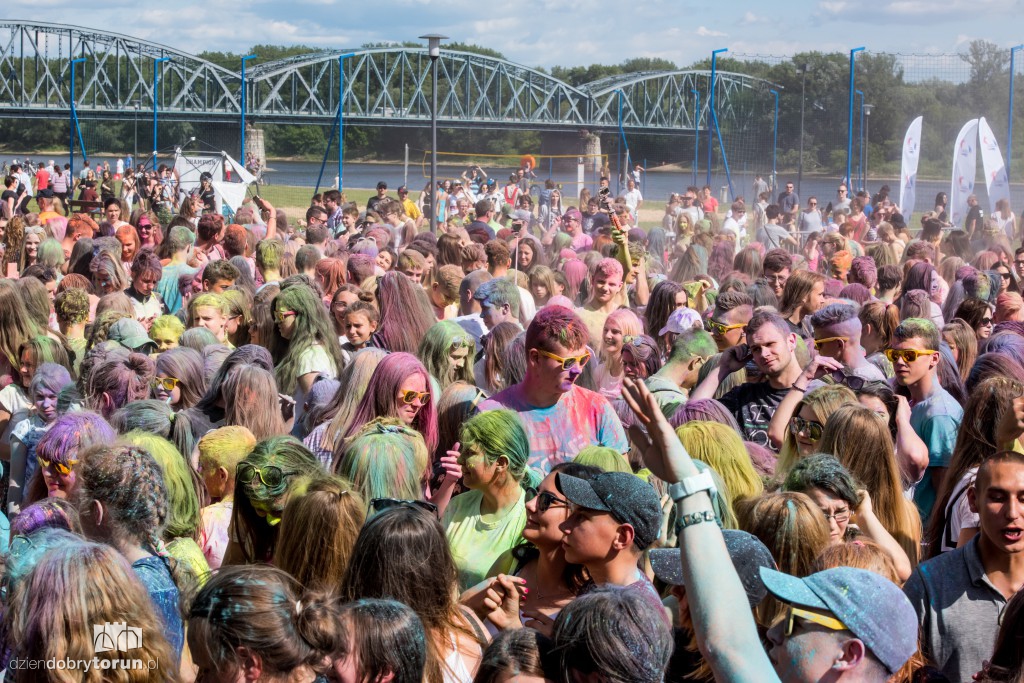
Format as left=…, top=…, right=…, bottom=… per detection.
left=0, top=158, right=1022, bottom=683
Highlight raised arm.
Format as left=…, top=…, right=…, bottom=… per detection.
left=767, top=355, right=842, bottom=449
left=689, top=344, right=749, bottom=401
left=621, top=379, right=780, bottom=683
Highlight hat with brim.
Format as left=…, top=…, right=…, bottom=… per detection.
left=760, top=566, right=918, bottom=675
left=650, top=530, right=775, bottom=607
left=108, top=318, right=157, bottom=354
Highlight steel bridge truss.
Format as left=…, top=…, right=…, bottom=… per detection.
left=0, top=21, right=239, bottom=118
left=0, top=21, right=779, bottom=133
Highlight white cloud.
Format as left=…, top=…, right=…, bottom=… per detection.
left=696, top=26, right=727, bottom=38
left=740, top=11, right=768, bottom=24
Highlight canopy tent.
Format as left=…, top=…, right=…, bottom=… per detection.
left=172, top=150, right=257, bottom=215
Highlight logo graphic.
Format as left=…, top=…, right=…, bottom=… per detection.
left=92, top=623, right=143, bottom=653
left=959, top=138, right=974, bottom=157
left=905, top=136, right=917, bottom=155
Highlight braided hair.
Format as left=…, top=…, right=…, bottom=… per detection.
left=76, top=442, right=194, bottom=609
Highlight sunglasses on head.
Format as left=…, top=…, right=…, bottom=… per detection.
left=151, top=376, right=181, bottom=392
left=369, top=498, right=439, bottom=517
left=401, top=389, right=431, bottom=405
left=536, top=349, right=591, bottom=370
left=236, top=463, right=297, bottom=489
left=37, top=456, right=78, bottom=477
left=789, top=415, right=824, bottom=442
left=884, top=348, right=937, bottom=364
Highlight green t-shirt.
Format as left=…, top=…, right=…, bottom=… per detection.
left=443, top=488, right=527, bottom=591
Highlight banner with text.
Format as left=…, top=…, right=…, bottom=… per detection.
left=899, top=116, right=923, bottom=218
left=978, top=117, right=1011, bottom=213
left=950, top=119, right=979, bottom=227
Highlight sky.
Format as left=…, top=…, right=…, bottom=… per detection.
left=8, top=0, right=1024, bottom=69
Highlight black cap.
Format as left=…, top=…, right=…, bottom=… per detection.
left=558, top=472, right=662, bottom=549
left=649, top=530, right=776, bottom=607
left=397, top=185, right=408, bottom=193
left=376, top=181, right=388, bottom=190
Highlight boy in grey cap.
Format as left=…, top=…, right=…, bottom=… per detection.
left=557, top=470, right=668, bottom=623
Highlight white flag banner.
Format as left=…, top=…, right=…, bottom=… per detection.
left=899, top=116, right=923, bottom=218
left=950, top=119, right=979, bottom=227
left=978, top=117, right=1011, bottom=213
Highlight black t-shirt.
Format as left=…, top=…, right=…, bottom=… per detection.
left=200, top=188, right=217, bottom=213
left=366, top=195, right=386, bottom=215
left=1, top=189, right=16, bottom=205
left=718, top=381, right=789, bottom=450
left=965, top=205, right=984, bottom=233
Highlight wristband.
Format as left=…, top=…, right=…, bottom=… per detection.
left=677, top=510, right=717, bottom=531
left=790, top=383, right=807, bottom=393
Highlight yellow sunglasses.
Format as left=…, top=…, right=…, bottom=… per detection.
left=884, top=348, right=937, bottom=364
left=37, top=457, right=78, bottom=477
left=783, top=605, right=848, bottom=637
left=536, top=349, right=591, bottom=370
left=151, top=376, right=181, bottom=392
left=812, top=336, right=849, bottom=349
left=705, top=319, right=745, bottom=336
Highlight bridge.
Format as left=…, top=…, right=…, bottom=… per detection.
left=0, top=21, right=779, bottom=133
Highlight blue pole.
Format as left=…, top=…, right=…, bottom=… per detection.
left=152, top=57, right=170, bottom=168
left=846, top=47, right=865, bottom=187
left=1010, top=45, right=1024, bottom=183
left=240, top=55, right=256, bottom=164
left=314, top=111, right=339, bottom=194
left=856, top=90, right=865, bottom=191
left=707, top=48, right=728, bottom=187
left=691, top=88, right=699, bottom=187
left=337, top=53, right=355, bottom=193
left=770, top=89, right=779, bottom=188
left=69, top=58, right=85, bottom=183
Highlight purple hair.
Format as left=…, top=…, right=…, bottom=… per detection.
left=342, top=352, right=438, bottom=454
left=707, top=241, right=735, bottom=284
left=35, top=411, right=116, bottom=466
left=823, top=278, right=844, bottom=298
left=374, top=271, right=435, bottom=354
left=837, top=283, right=871, bottom=305
left=669, top=398, right=741, bottom=431
left=562, top=259, right=588, bottom=303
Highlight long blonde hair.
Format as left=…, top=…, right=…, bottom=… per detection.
left=775, top=384, right=858, bottom=476
left=676, top=421, right=764, bottom=505
left=819, top=404, right=922, bottom=565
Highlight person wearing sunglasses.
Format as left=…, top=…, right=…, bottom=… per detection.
left=478, top=307, right=628, bottom=475
left=889, top=318, right=964, bottom=524
left=341, top=352, right=439, bottom=454
left=809, top=303, right=887, bottom=384
left=764, top=566, right=918, bottom=682
left=227, top=435, right=324, bottom=565
left=706, top=291, right=753, bottom=352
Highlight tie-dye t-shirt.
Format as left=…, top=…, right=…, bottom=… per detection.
left=479, top=383, right=628, bottom=474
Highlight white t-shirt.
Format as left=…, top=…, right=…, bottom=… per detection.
left=623, top=189, right=643, bottom=215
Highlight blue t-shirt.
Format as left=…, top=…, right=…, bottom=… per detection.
left=910, top=386, right=963, bottom=523
left=155, top=262, right=198, bottom=316
left=133, top=556, right=184, bottom=658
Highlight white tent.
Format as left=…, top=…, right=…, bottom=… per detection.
left=172, top=150, right=256, bottom=215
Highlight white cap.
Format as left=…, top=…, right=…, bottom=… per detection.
left=658, top=308, right=702, bottom=336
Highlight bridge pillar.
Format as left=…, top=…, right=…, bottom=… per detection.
left=539, top=130, right=603, bottom=204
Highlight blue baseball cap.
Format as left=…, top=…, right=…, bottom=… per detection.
left=760, top=566, right=918, bottom=675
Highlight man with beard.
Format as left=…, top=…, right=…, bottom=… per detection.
left=691, top=310, right=803, bottom=449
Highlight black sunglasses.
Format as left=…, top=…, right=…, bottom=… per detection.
left=369, top=498, right=439, bottom=517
